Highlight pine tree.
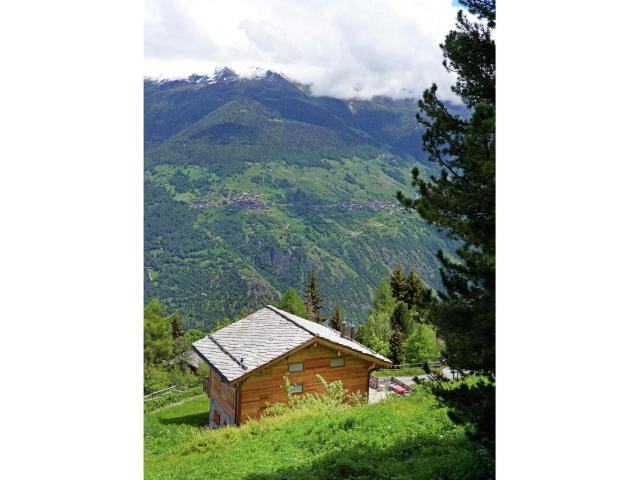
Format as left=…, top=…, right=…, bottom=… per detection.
left=303, top=270, right=325, bottom=323
left=389, top=265, right=405, bottom=301
left=328, top=303, right=345, bottom=331
left=403, top=270, right=424, bottom=310
left=389, top=329, right=405, bottom=365
left=169, top=311, right=183, bottom=340
left=278, top=288, right=306, bottom=317
left=396, top=0, right=495, bottom=450
left=389, top=302, right=412, bottom=364
left=389, top=265, right=425, bottom=310
left=390, top=302, right=413, bottom=337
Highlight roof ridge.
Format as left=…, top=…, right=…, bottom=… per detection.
left=266, top=305, right=319, bottom=338
left=208, top=334, right=248, bottom=371
left=267, top=305, right=390, bottom=362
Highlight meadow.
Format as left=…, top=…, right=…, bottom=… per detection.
left=144, top=384, right=491, bottom=480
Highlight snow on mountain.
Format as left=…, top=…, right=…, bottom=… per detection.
left=144, top=66, right=292, bottom=86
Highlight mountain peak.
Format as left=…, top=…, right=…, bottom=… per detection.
left=145, top=66, right=295, bottom=88
left=264, top=70, right=288, bottom=83
left=239, top=66, right=290, bottom=83
left=213, top=67, right=239, bottom=83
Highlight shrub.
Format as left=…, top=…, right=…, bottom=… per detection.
left=263, top=374, right=365, bottom=418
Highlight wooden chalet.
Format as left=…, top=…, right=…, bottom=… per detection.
left=192, top=305, right=392, bottom=427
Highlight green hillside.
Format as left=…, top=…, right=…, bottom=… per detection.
left=144, top=71, right=462, bottom=330
left=144, top=386, right=490, bottom=480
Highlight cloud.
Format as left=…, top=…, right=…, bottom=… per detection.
left=144, top=0, right=218, bottom=59
left=144, top=0, right=464, bottom=101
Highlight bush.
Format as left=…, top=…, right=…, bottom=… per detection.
left=144, top=363, right=201, bottom=395
left=263, top=374, right=365, bottom=417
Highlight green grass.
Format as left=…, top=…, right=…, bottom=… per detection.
left=144, top=386, right=491, bottom=480
left=144, top=386, right=203, bottom=413
left=373, top=367, right=427, bottom=378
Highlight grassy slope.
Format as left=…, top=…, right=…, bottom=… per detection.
left=145, top=156, right=451, bottom=330
left=144, top=387, right=489, bottom=480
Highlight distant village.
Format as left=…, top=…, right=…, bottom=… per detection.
left=189, top=192, right=398, bottom=212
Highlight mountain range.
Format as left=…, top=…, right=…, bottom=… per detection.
left=144, top=67, right=463, bottom=330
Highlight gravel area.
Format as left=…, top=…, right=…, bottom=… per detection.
left=368, top=368, right=459, bottom=404
left=368, top=387, right=388, bottom=404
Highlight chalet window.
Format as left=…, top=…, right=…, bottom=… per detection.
left=330, top=358, right=345, bottom=368
left=288, top=362, right=304, bottom=372
left=289, top=384, right=303, bottom=394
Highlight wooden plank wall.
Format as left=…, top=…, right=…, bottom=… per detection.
left=237, top=342, right=371, bottom=424
left=208, top=368, right=237, bottom=423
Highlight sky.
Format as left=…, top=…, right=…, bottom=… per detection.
left=144, top=0, right=464, bottom=100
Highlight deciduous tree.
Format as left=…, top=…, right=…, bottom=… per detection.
left=405, top=324, right=442, bottom=364
left=355, top=324, right=390, bottom=358
left=356, top=280, right=396, bottom=356
left=144, top=298, right=174, bottom=365
left=278, top=288, right=307, bottom=317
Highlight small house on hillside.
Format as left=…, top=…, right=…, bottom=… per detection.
left=192, top=305, right=392, bottom=427
left=186, top=351, right=202, bottom=373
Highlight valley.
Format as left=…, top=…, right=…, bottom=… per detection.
left=144, top=69, right=460, bottom=330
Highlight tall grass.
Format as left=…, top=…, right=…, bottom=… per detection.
left=144, top=380, right=493, bottom=479
left=261, top=374, right=365, bottom=417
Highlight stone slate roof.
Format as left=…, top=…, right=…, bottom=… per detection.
left=192, top=305, right=392, bottom=383
left=187, top=351, right=201, bottom=369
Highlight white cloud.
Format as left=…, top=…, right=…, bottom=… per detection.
left=144, top=0, right=464, bottom=101
left=145, top=0, right=218, bottom=59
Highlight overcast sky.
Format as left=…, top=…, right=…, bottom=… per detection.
left=145, top=0, right=464, bottom=101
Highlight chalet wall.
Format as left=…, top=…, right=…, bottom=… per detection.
left=237, top=341, right=372, bottom=424
left=208, top=368, right=237, bottom=427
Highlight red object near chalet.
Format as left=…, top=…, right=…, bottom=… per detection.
left=391, top=384, right=407, bottom=394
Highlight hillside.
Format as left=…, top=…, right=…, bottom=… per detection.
left=144, top=386, right=490, bottom=479
left=144, top=68, right=463, bottom=330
